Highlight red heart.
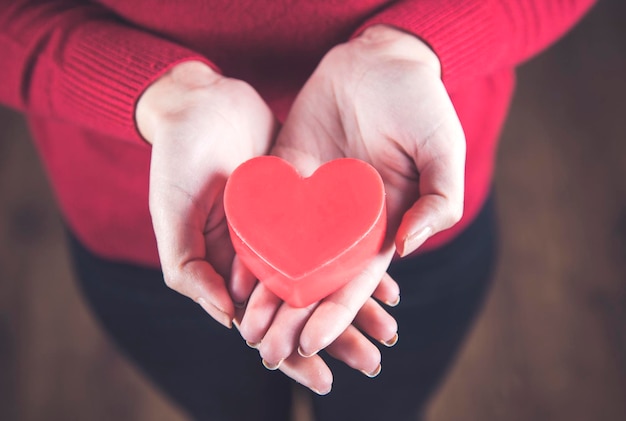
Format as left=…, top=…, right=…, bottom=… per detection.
left=224, top=156, right=386, bottom=308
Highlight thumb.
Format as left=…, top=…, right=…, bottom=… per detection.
left=270, top=135, right=326, bottom=177
left=271, top=147, right=321, bottom=177
left=271, top=97, right=343, bottom=176
left=395, top=116, right=466, bottom=257
left=150, top=183, right=235, bottom=328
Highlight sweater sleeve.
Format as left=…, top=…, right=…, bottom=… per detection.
left=0, top=0, right=216, bottom=143
left=355, top=0, right=596, bottom=91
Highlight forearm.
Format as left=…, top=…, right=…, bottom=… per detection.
left=355, top=0, right=597, bottom=91
left=0, top=0, right=214, bottom=143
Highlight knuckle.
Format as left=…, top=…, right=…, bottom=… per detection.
left=162, top=271, right=183, bottom=291
left=325, top=299, right=357, bottom=326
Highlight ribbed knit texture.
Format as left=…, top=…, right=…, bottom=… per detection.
left=357, top=0, right=595, bottom=91
left=0, top=0, right=596, bottom=267
left=57, top=22, right=214, bottom=142
left=0, top=1, right=213, bottom=143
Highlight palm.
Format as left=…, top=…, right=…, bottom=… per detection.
left=143, top=70, right=277, bottom=326
left=273, top=67, right=425, bottom=243
left=276, top=32, right=465, bottom=253
left=237, top=26, right=466, bottom=394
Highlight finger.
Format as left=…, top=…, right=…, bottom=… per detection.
left=232, top=306, right=246, bottom=329
left=229, top=255, right=257, bottom=307
left=258, top=303, right=317, bottom=369
left=238, top=282, right=282, bottom=345
left=203, top=194, right=235, bottom=280
left=298, top=248, right=394, bottom=357
left=277, top=353, right=333, bottom=396
left=270, top=142, right=322, bottom=177
left=326, top=325, right=382, bottom=378
left=151, top=189, right=234, bottom=328
left=182, top=262, right=233, bottom=329
left=354, top=298, right=398, bottom=347
left=397, top=113, right=466, bottom=257
left=372, top=273, right=400, bottom=307
left=271, top=97, right=343, bottom=177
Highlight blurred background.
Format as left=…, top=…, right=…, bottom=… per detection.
left=1, top=1, right=625, bottom=420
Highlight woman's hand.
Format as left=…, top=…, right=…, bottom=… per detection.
left=136, top=61, right=278, bottom=328
left=235, top=25, right=466, bottom=393
left=232, top=268, right=400, bottom=395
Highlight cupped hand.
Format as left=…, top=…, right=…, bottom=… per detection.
left=235, top=25, right=465, bottom=392
left=233, top=266, right=400, bottom=395
left=136, top=61, right=277, bottom=328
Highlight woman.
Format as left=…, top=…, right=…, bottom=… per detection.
left=0, top=1, right=595, bottom=420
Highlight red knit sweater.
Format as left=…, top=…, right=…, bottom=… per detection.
left=0, top=1, right=594, bottom=268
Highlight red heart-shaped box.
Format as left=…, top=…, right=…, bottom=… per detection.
left=224, top=156, right=386, bottom=308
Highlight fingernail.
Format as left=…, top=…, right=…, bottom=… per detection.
left=311, top=386, right=332, bottom=396
left=381, top=333, right=399, bottom=347
left=234, top=299, right=247, bottom=309
left=297, top=346, right=317, bottom=358
left=360, top=364, right=382, bottom=378
left=385, top=295, right=400, bottom=307
left=246, top=340, right=260, bottom=349
left=262, top=358, right=284, bottom=371
left=401, top=226, right=432, bottom=257
left=197, top=297, right=232, bottom=329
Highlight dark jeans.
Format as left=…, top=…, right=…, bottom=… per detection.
left=68, top=195, right=497, bottom=421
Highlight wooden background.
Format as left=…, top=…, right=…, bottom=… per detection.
left=1, top=1, right=624, bottom=420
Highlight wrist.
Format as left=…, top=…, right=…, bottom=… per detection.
left=136, top=60, right=221, bottom=144
left=356, top=24, right=441, bottom=77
